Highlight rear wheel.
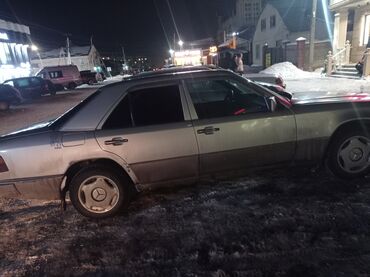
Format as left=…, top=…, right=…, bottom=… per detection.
left=0, top=101, right=10, bottom=111
left=46, top=81, right=56, bottom=96
left=67, top=82, right=77, bottom=90
left=69, top=167, right=132, bottom=218
left=328, top=128, right=370, bottom=179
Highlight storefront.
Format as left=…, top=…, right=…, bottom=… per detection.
left=173, top=50, right=202, bottom=66
left=0, top=19, right=32, bottom=83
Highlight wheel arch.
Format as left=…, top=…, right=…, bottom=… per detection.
left=322, top=119, right=370, bottom=162
left=62, top=158, right=138, bottom=194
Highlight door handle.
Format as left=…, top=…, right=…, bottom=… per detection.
left=104, top=137, right=128, bottom=146
left=197, top=126, right=220, bottom=135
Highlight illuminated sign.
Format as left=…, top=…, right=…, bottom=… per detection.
left=209, top=46, right=218, bottom=53
left=0, top=32, right=9, bottom=40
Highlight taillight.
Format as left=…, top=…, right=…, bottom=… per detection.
left=0, top=156, right=9, bottom=173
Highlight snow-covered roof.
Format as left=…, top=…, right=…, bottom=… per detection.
left=38, top=45, right=92, bottom=59
left=268, top=0, right=326, bottom=33
left=0, top=19, right=30, bottom=35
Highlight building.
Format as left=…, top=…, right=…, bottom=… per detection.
left=0, top=19, right=32, bottom=83
left=252, top=0, right=331, bottom=67
left=31, top=44, right=102, bottom=73
left=218, top=0, right=264, bottom=43
left=330, top=0, right=370, bottom=63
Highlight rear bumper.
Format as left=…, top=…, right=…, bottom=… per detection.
left=0, top=175, right=63, bottom=200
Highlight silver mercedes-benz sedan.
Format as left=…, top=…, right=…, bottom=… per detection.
left=1, top=67, right=370, bottom=218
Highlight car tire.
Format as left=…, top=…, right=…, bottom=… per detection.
left=46, top=81, right=57, bottom=96
left=0, top=101, right=10, bottom=111
left=69, top=166, right=132, bottom=218
left=68, top=82, right=77, bottom=90
left=327, top=128, right=370, bottom=179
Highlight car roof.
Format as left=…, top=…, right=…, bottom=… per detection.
left=4, top=76, right=41, bottom=82
left=123, top=66, right=231, bottom=82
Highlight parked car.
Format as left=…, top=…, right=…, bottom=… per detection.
left=80, top=70, right=97, bottom=85
left=3, top=77, right=56, bottom=99
left=37, top=65, right=83, bottom=90
left=244, top=73, right=286, bottom=89
left=1, top=66, right=370, bottom=218
left=257, top=81, right=293, bottom=100
left=0, top=84, right=22, bottom=110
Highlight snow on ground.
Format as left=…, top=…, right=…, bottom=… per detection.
left=77, top=74, right=126, bottom=89
left=259, top=62, right=370, bottom=99
left=260, top=62, right=320, bottom=80
left=288, top=76, right=370, bottom=97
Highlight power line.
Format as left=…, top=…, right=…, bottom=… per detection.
left=153, top=0, right=171, bottom=50
left=166, top=0, right=181, bottom=41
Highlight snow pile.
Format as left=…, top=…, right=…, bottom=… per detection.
left=260, top=62, right=318, bottom=80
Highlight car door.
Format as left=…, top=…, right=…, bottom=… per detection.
left=183, top=76, right=297, bottom=175
left=30, top=77, right=43, bottom=95
left=95, top=82, right=199, bottom=185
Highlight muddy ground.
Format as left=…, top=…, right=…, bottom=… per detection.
left=1, top=168, right=370, bottom=276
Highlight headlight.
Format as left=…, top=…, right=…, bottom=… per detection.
left=0, top=156, right=9, bottom=173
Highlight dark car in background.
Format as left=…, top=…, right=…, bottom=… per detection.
left=0, top=84, right=22, bottom=110
left=80, top=70, right=97, bottom=85
left=257, top=81, right=293, bottom=100
left=3, top=77, right=56, bottom=99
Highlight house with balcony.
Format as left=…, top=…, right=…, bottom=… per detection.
left=331, top=0, right=370, bottom=63
left=327, top=0, right=370, bottom=78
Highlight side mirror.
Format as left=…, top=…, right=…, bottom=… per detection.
left=268, top=96, right=277, bottom=112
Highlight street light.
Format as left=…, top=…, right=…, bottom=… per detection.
left=169, top=49, right=175, bottom=55
left=178, top=40, right=184, bottom=48
left=31, top=45, right=38, bottom=51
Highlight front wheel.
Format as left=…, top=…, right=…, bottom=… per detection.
left=327, top=129, right=370, bottom=179
left=69, top=167, right=132, bottom=218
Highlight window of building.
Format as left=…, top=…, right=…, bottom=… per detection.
left=103, top=96, right=133, bottom=129
left=347, top=10, right=355, bottom=33
left=186, top=79, right=268, bottom=120
left=270, top=15, right=276, bottom=28
left=255, top=44, right=261, bottom=60
left=261, top=19, right=266, bottom=31
left=131, top=85, right=184, bottom=126
left=49, top=71, right=63, bottom=79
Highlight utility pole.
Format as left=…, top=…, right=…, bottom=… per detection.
left=121, top=46, right=127, bottom=64
left=66, top=35, right=72, bottom=65
left=309, top=0, right=318, bottom=71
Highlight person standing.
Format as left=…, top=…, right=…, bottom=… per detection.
left=235, top=53, right=244, bottom=75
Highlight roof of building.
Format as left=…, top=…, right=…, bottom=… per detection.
left=0, top=19, right=30, bottom=35
left=267, top=0, right=325, bottom=33
left=37, top=45, right=93, bottom=59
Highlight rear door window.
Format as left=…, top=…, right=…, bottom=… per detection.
left=30, top=77, right=42, bottom=87
left=103, top=96, right=133, bottom=130
left=130, top=85, right=184, bottom=127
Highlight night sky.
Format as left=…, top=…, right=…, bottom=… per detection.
left=0, top=0, right=233, bottom=65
